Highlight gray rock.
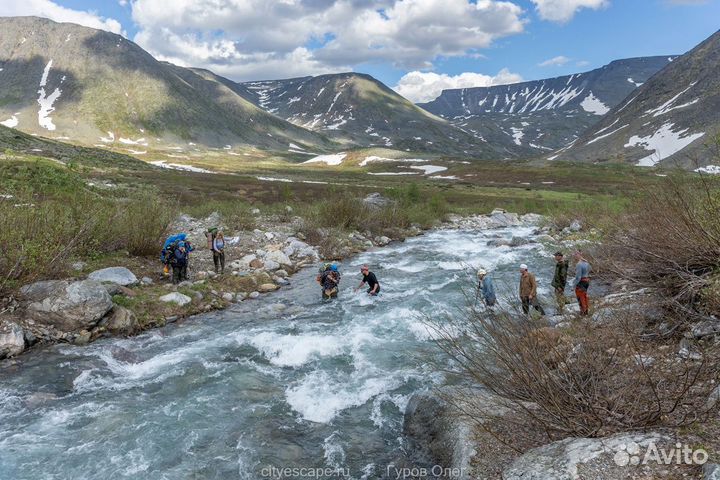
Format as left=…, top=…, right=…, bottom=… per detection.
left=375, top=236, right=391, bottom=246
left=74, top=330, right=92, bottom=345
left=140, top=276, right=153, bottom=286
left=102, top=306, right=138, bottom=335
left=159, top=292, right=192, bottom=306
left=503, top=432, right=671, bottom=480
left=521, top=213, right=545, bottom=225
left=692, top=319, right=720, bottom=339
left=489, top=210, right=521, bottom=227
left=248, top=291, right=260, bottom=299
left=678, top=338, right=703, bottom=360
left=704, top=463, right=720, bottom=480
left=0, top=321, right=25, bottom=358
left=222, top=292, right=234, bottom=302
left=263, top=259, right=280, bottom=271
left=275, top=269, right=289, bottom=278
left=273, top=276, right=290, bottom=285
left=88, top=267, right=138, bottom=286
left=250, top=208, right=261, bottom=215
left=258, top=283, right=278, bottom=293
left=71, top=261, right=87, bottom=271
left=21, top=280, right=113, bottom=332
left=363, top=192, right=394, bottom=209
left=265, top=250, right=292, bottom=267
left=569, top=219, right=583, bottom=232
left=706, top=386, right=720, bottom=410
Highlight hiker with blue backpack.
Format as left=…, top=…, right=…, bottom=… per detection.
left=160, top=234, right=194, bottom=284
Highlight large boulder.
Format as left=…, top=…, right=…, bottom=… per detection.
left=258, top=283, right=279, bottom=293
left=100, top=306, right=139, bottom=335
left=489, top=210, right=521, bottom=228
left=265, top=250, right=292, bottom=267
left=284, top=239, right=319, bottom=259
left=0, top=321, right=25, bottom=358
left=20, top=280, right=113, bottom=331
left=403, top=388, right=486, bottom=480
left=88, top=267, right=138, bottom=286
left=502, top=432, right=673, bottom=480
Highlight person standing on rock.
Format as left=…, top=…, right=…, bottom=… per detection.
left=355, top=265, right=380, bottom=296
left=573, top=251, right=591, bottom=316
left=476, top=269, right=496, bottom=307
left=519, top=264, right=545, bottom=317
left=207, top=228, right=225, bottom=274
left=551, top=252, right=569, bottom=314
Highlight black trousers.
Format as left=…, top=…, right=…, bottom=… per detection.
left=521, top=296, right=545, bottom=316
left=172, top=265, right=187, bottom=284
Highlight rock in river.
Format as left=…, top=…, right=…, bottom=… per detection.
left=0, top=321, right=25, bottom=358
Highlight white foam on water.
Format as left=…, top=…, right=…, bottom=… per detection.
left=286, top=371, right=405, bottom=424
left=240, top=332, right=344, bottom=367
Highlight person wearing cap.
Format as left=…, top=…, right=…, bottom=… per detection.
left=477, top=269, right=496, bottom=307
left=573, top=251, right=591, bottom=315
left=551, top=252, right=570, bottom=314
left=355, top=265, right=380, bottom=296
left=519, top=264, right=545, bottom=316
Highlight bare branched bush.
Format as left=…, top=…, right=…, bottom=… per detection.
left=426, top=303, right=720, bottom=442
left=598, top=173, right=720, bottom=317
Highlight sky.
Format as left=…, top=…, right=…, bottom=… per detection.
left=0, top=0, right=718, bottom=102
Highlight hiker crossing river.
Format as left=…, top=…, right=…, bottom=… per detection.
left=0, top=226, right=556, bottom=479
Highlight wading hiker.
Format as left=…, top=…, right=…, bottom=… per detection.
left=476, top=268, right=496, bottom=307
left=206, top=228, right=226, bottom=274
left=316, top=263, right=340, bottom=300
left=573, top=251, right=591, bottom=316
left=519, top=264, right=545, bottom=317
left=551, top=251, right=569, bottom=314
left=355, top=265, right=380, bottom=296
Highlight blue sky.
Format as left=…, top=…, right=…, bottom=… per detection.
left=1, top=0, right=718, bottom=102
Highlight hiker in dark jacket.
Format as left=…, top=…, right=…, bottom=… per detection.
left=551, top=252, right=569, bottom=314
left=170, top=242, right=189, bottom=284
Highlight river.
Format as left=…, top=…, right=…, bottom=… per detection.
left=0, top=226, right=553, bottom=479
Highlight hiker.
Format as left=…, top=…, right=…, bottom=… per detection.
left=207, top=228, right=225, bottom=274
left=477, top=269, right=496, bottom=307
left=317, top=263, right=340, bottom=300
left=355, top=265, right=380, bottom=296
left=551, top=251, right=569, bottom=314
left=170, top=241, right=189, bottom=284
left=573, top=251, right=591, bottom=316
left=161, top=233, right=188, bottom=278
left=519, top=264, right=545, bottom=316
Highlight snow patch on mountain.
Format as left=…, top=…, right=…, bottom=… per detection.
left=37, top=59, right=62, bottom=131
left=695, top=165, right=720, bottom=174
left=625, top=122, right=705, bottom=167
left=303, top=153, right=346, bottom=166
left=1, top=115, right=19, bottom=128
left=580, top=92, right=610, bottom=115
left=645, top=83, right=699, bottom=117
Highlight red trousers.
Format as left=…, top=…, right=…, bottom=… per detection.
left=575, top=279, right=590, bottom=315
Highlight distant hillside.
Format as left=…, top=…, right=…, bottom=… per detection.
left=554, top=30, right=720, bottom=168
left=236, top=72, right=500, bottom=157
left=0, top=16, right=333, bottom=153
left=0, top=124, right=150, bottom=169
left=418, top=57, right=672, bottom=155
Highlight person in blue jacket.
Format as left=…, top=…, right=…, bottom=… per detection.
left=477, top=269, right=496, bottom=307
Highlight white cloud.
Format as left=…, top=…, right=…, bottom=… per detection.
left=130, top=0, right=528, bottom=81
left=530, top=0, right=609, bottom=23
left=538, top=55, right=570, bottom=67
left=0, top=0, right=123, bottom=34
left=394, top=69, right=523, bottom=103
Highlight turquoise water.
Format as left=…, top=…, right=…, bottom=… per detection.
left=0, top=227, right=552, bottom=479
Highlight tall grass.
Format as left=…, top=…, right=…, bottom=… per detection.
left=0, top=161, right=172, bottom=294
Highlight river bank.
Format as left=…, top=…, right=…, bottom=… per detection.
left=0, top=203, right=556, bottom=362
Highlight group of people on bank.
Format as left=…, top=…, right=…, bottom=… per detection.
left=477, top=250, right=591, bottom=316
left=158, top=230, right=588, bottom=315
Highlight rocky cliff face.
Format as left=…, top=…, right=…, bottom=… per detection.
left=237, top=72, right=500, bottom=157
left=554, top=30, right=720, bottom=168
left=418, top=57, right=672, bottom=156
